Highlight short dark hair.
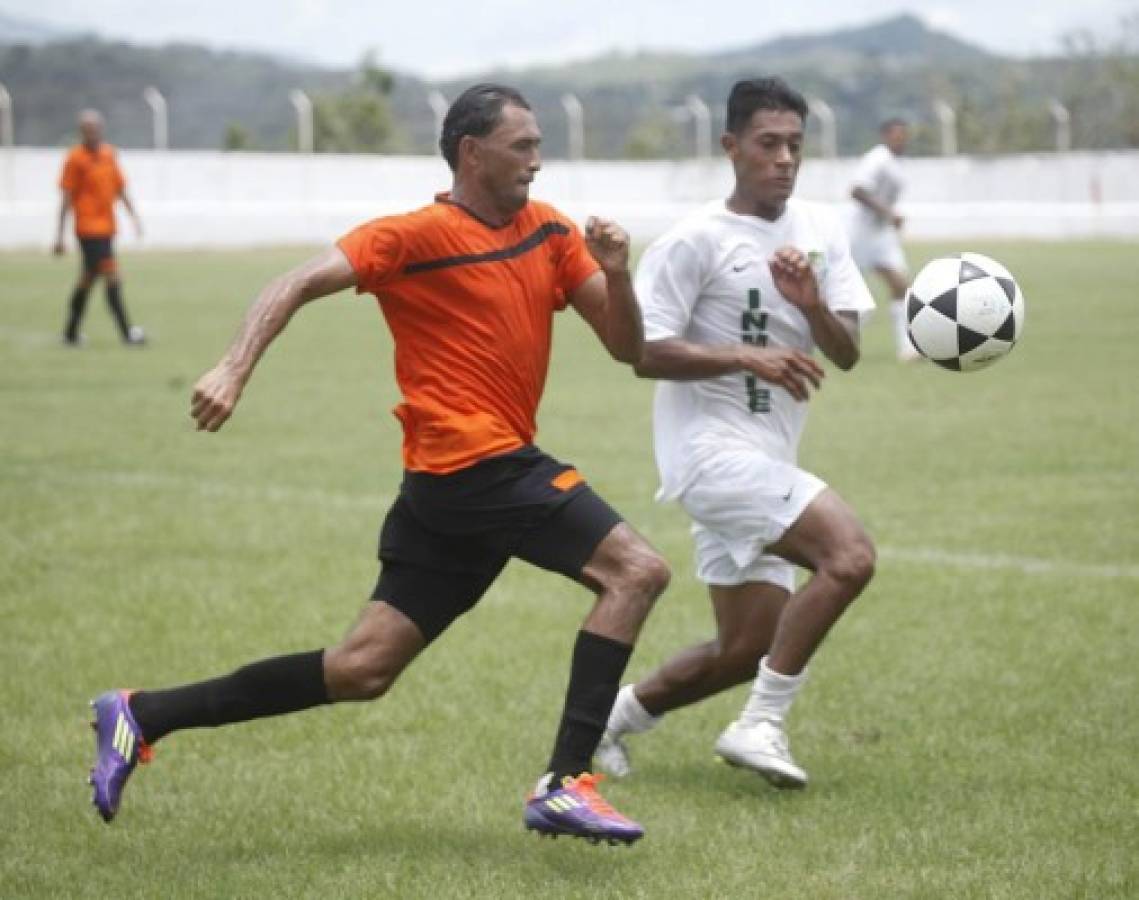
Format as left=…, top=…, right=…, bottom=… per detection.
left=439, top=83, right=531, bottom=171
left=880, top=117, right=908, bottom=132
left=726, top=77, right=808, bottom=134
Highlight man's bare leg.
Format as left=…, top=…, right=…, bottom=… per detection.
left=716, top=488, right=874, bottom=787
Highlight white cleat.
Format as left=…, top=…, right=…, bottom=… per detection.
left=595, top=730, right=632, bottom=778
left=714, top=719, right=807, bottom=789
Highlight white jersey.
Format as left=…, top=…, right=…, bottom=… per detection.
left=847, top=143, right=905, bottom=233
left=636, top=198, right=875, bottom=501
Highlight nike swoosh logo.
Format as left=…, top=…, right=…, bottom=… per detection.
left=732, top=262, right=751, bottom=272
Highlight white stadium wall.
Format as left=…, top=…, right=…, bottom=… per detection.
left=2, top=148, right=1138, bottom=249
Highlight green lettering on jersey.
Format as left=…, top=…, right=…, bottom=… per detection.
left=740, top=288, right=770, bottom=413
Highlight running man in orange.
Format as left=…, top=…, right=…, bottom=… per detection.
left=85, top=84, right=668, bottom=844
left=54, top=109, right=145, bottom=346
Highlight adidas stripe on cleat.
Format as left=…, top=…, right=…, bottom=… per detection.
left=523, top=773, right=643, bottom=845
left=88, top=690, right=153, bottom=823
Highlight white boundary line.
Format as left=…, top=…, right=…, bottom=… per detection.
left=0, top=326, right=66, bottom=348
left=4, top=466, right=1137, bottom=580
left=877, top=546, right=1139, bottom=581
left=2, top=466, right=389, bottom=512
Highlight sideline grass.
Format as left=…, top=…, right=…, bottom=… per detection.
left=1, top=241, right=1137, bottom=898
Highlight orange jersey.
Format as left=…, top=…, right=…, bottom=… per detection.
left=59, top=143, right=125, bottom=238
left=338, top=196, right=600, bottom=474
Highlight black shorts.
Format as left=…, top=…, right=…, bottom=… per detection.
left=79, top=237, right=115, bottom=276
left=372, top=445, right=623, bottom=643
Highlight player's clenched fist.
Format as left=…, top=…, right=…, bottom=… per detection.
left=768, top=246, right=821, bottom=312
left=583, top=216, right=630, bottom=273
left=190, top=364, right=244, bottom=432
left=738, top=346, right=824, bottom=402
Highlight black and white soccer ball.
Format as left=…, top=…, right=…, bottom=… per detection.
left=905, top=252, right=1025, bottom=371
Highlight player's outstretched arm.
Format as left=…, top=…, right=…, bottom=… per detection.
left=569, top=217, right=644, bottom=365
left=120, top=190, right=143, bottom=240
left=53, top=189, right=71, bottom=255
left=806, top=310, right=860, bottom=371
left=635, top=339, right=823, bottom=402
left=191, top=246, right=357, bottom=432
left=769, top=247, right=860, bottom=371
left=851, top=186, right=902, bottom=229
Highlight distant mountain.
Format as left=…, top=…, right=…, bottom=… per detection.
left=439, top=15, right=1032, bottom=156
left=0, top=38, right=368, bottom=148
left=721, top=14, right=992, bottom=66
left=0, top=10, right=79, bottom=44
left=0, top=13, right=1129, bottom=156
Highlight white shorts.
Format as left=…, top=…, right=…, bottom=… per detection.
left=679, top=451, right=827, bottom=590
left=849, top=225, right=907, bottom=274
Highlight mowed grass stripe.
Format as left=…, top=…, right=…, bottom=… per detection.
left=877, top=545, right=1139, bottom=580
left=7, top=461, right=1138, bottom=580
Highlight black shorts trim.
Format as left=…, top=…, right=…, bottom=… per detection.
left=370, top=446, right=622, bottom=643
left=79, top=237, right=114, bottom=275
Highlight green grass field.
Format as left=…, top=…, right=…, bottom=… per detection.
left=2, top=241, right=1137, bottom=898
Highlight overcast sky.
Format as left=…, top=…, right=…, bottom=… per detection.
left=4, top=0, right=1132, bottom=77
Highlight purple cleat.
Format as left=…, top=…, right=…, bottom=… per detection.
left=88, top=690, right=152, bottom=823
left=524, top=773, right=644, bottom=845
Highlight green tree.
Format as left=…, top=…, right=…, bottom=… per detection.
left=984, top=69, right=1051, bottom=153
left=223, top=122, right=253, bottom=151
left=1108, top=12, right=1139, bottom=145
left=623, top=111, right=683, bottom=159
left=312, top=51, right=404, bottom=153
left=1059, top=11, right=1139, bottom=149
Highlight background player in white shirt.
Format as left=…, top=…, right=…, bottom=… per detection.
left=598, top=77, right=876, bottom=788
left=846, top=119, right=918, bottom=361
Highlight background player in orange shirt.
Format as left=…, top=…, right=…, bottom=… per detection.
left=87, top=84, right=669, bottom=844
left=54, top=109, right=145, bottom=346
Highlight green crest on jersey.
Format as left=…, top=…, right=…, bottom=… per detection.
left=807, top=250, right=827, bottom=284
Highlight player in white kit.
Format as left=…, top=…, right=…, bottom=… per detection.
left=597, top=77, right=876, bottom=789
left=846, top=119, right=917, bottom=361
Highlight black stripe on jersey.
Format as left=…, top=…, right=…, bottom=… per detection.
left=402, top=221, right=570, bottom=275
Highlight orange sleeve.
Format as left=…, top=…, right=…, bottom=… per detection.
left=112, top=153, right=126, bottom=194
left=336, top=218, right=406, bottom=296
left=59, top=150, right=80, bottom=194
left=552, top=215, right=601, bottom=310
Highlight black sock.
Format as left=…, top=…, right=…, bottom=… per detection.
left=105, top=282, right=132, bottom=340
left=64, top=286, right=90, bottom=341
left=128, top=649, right=329, bottom=744
left=545, top=630, right=633, bottom=788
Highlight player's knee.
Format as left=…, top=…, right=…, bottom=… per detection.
left=603, top=546, right=670, bottom=623
left=826, top=536, right=876, bottom=596
left=623, top=547, right=671, bottom=602
left=328, top=645, right=400, bottom=701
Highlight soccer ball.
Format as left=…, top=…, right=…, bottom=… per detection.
left=905, top=252, right=1025, bottom=371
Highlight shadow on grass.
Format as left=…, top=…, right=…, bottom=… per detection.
left=188, top=814, right=647, bottom=894
left=622, top=755, right=864, bottom=810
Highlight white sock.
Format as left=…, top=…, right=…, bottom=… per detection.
left=890, top=298, right=911, bottom=355
left=606, top=684, right=660, bottom=736
left=533, top=772, right=556, bottom=796
left=739, top=656, right=807, bottom=727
